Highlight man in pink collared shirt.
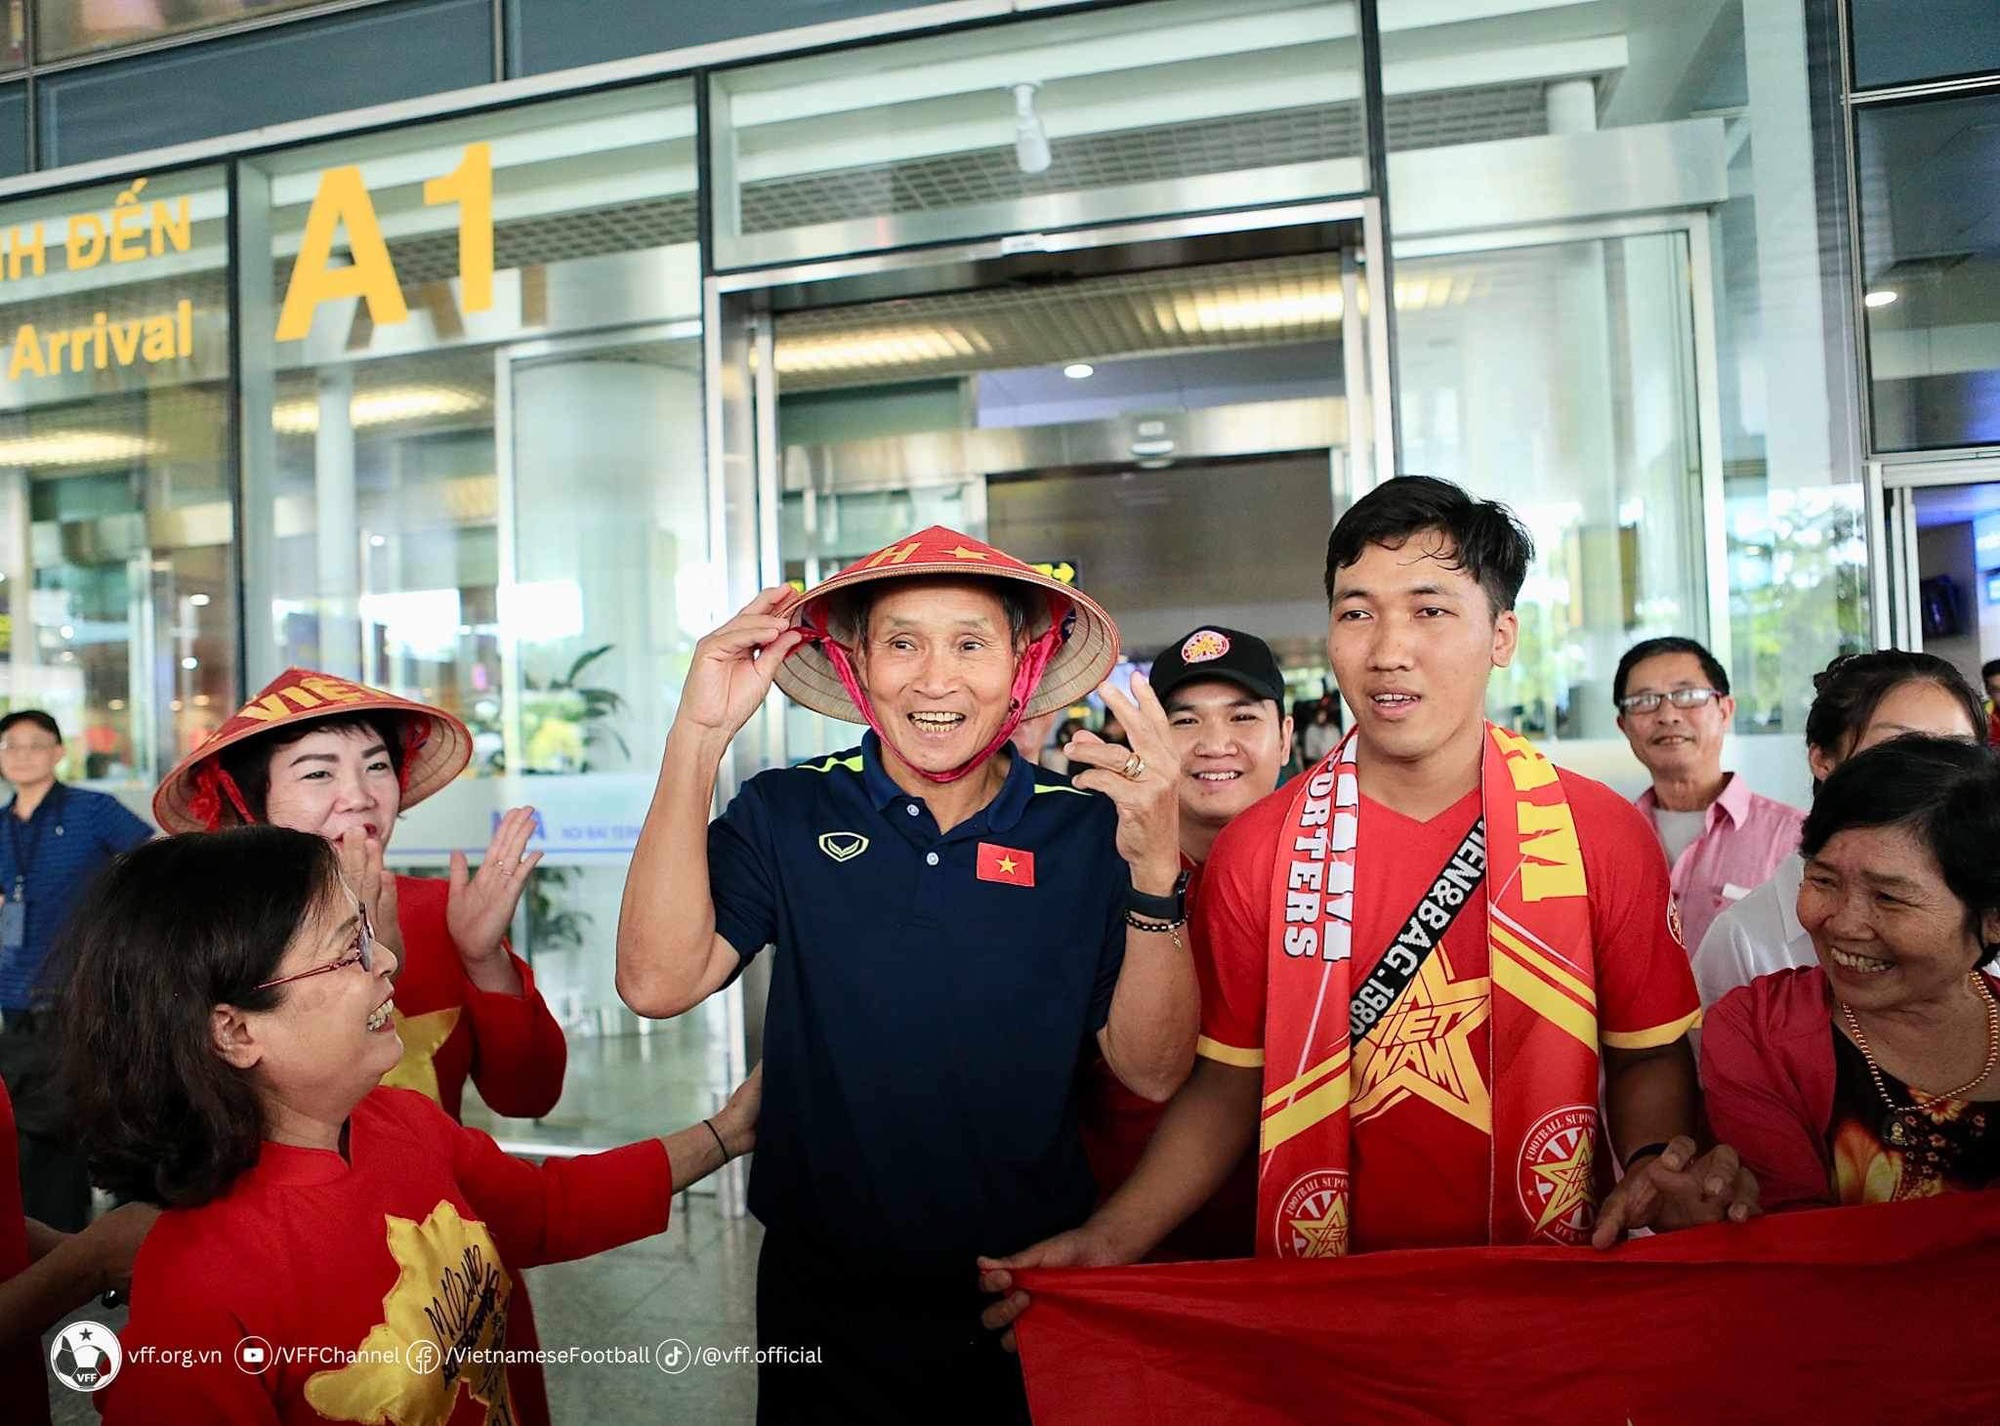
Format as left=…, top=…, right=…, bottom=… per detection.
left=1614, top=637, right=1804, bottom=954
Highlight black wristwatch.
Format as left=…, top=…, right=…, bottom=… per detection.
left=1127, top=868, right=1191, bottom=921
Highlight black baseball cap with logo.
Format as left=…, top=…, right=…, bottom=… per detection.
left=1149, top=626, right=1286, bottom=706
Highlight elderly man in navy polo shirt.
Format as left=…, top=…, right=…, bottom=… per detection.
left=618, top=527, right=1198, bottom=1426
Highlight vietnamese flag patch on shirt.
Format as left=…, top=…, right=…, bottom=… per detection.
left=977, top=843, right=1036, bottom=887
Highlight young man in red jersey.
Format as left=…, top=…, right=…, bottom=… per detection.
left=984, top=477, right=1758, bottom=1336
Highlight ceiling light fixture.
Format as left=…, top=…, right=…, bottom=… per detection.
left=1063, top=362, right=1094, bottom=380
left=1012, top=83, right=1052, bottom=176
left=0, top=432, right=158, bottom=468
left=1864, top=289, right=1899, bottom=308
left=776, top=327, right=983, bottom=375
left=271, top=386, right=488, bottom=435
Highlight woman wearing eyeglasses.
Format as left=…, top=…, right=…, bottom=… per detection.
left=1691, top=651, right=1986, bottom=1008
left=65, top=827, right=758, bottom=1425
left=152, top=670, right=566, bottom=1127
left=151, top=671, right=576, bottom=1421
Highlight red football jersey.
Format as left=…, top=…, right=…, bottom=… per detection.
left=1196, top=768, right=1700, bottom=1253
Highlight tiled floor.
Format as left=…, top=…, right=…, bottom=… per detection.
left=46, top=1023, right=769, bottom=1424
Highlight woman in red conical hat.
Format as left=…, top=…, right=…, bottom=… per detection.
left=153, top=669, right=566, bottom=1126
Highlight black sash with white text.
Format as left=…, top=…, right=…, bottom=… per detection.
left=1348, top=819, right=1487, bottom=1043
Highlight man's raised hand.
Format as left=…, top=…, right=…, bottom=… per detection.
left=1064, top=670, right=1182, bottom=893
left=675, top=587, right=807, bottom=742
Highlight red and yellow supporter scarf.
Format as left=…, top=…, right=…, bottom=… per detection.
left=1257, top=723, right=1601, bottom=1255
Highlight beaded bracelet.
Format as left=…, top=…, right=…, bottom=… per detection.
left=1124, top=911, right=1189, bottom=932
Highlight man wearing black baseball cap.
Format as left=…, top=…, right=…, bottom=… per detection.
left=1149, top=626, right=1295, bottom=863
left=1075, top=625, right=1293, bottom=1259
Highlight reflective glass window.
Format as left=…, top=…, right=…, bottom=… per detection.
left=1858, top=92, right=2000, bottom=453
left=1380, top=0, right=1862, bottom=801
left=1849, top=0, right=2000, bottom=91
left=0, top=5, right=21, bottom=71
left=38, top=0, right=327, bottom=61
left=708, top=0, right=1365, bottom=270
left=0, top=167, right=234, bottom=803
left=237, top=82, right=712, bottom=1138
left=37, top=0, right=493, bottom=169
left=1397, top=235, right=1705, bottom=741
left=0, top=82, right=25, bottom=178
left=506, top=0, right=939, bottom=79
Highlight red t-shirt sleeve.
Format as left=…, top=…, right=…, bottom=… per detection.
left=461, top=953, right=570, bottom=1120
left=1699, top=980, right=1835, bottom=1210
left=1567, top=773, right=1704, bottom=1050
left=1192, top=797, right=1284, bottom=1069
left=406, top=1092, right=672, bottom=1271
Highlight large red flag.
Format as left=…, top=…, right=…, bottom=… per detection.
left=1016, top=1194, right=2000, bottom=1425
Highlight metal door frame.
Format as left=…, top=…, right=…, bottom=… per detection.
left=703, top=195, right=1391, bottom=796
left=1868, top=453, right=2000, bottom=650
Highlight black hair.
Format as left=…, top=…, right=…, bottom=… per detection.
left=1983, top=658, right=2000, bottom=684
left=0, top=710, right=61, bottom=742
left=58, top=828, right=342, bottom=1207
left=1323, top=475, right=1533, bottom=616
left=829, top=576, right=1038, bottom=650
left=216, top=711, right=409, bottom=825
left=1803, top=651, right=1984, bottom=760
left=1613, top=637, right=1730, bottom=706
left=1800, top=737, right=2000, bottom=969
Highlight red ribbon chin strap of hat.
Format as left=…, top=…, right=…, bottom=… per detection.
left=188, top=762, right=255, bottom=831
left=398, top=718, right=430, bottom=791
left=794, top=590, right=1070, bottom=784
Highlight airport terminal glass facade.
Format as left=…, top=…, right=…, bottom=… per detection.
left=0, top=0, right=1875, bottom=1145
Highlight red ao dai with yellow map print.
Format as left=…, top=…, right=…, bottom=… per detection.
left=101, top=1088, right=671, bottom=1426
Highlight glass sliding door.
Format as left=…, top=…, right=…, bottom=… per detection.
left=1395, top=229, right=1708, bottom=742
left=236, top=79, right=732, bottom=1154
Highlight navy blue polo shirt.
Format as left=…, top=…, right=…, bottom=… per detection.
left=709, top=732, right=1129, bottom=1277
left=0, top=784, right=153, bottom=1010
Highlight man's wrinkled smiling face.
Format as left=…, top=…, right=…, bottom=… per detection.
left=854, top=580, right=1024, bottom=775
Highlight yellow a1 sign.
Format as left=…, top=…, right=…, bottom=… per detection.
left=275, top=144, right=493, bottom=342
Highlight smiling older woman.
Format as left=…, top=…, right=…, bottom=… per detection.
left=152, top=670, right=567, bottom=1127
left=59, top=828, right=757, bottom=1426
left=1701, top=736, right=2000, bottom=1210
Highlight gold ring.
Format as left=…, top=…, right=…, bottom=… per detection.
left=1120, top=753, right=1147, bottom=780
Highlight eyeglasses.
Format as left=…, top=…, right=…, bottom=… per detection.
left=255, top=896, right=376, bottom=992
left=0, top=739, right=59, bottom=753
left=1616, top=687, right=1724, bottom=716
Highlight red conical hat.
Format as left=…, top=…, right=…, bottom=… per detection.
left=775, top=526, right=1119, bottom=724
left=152, top=668, right=473, bottom=834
